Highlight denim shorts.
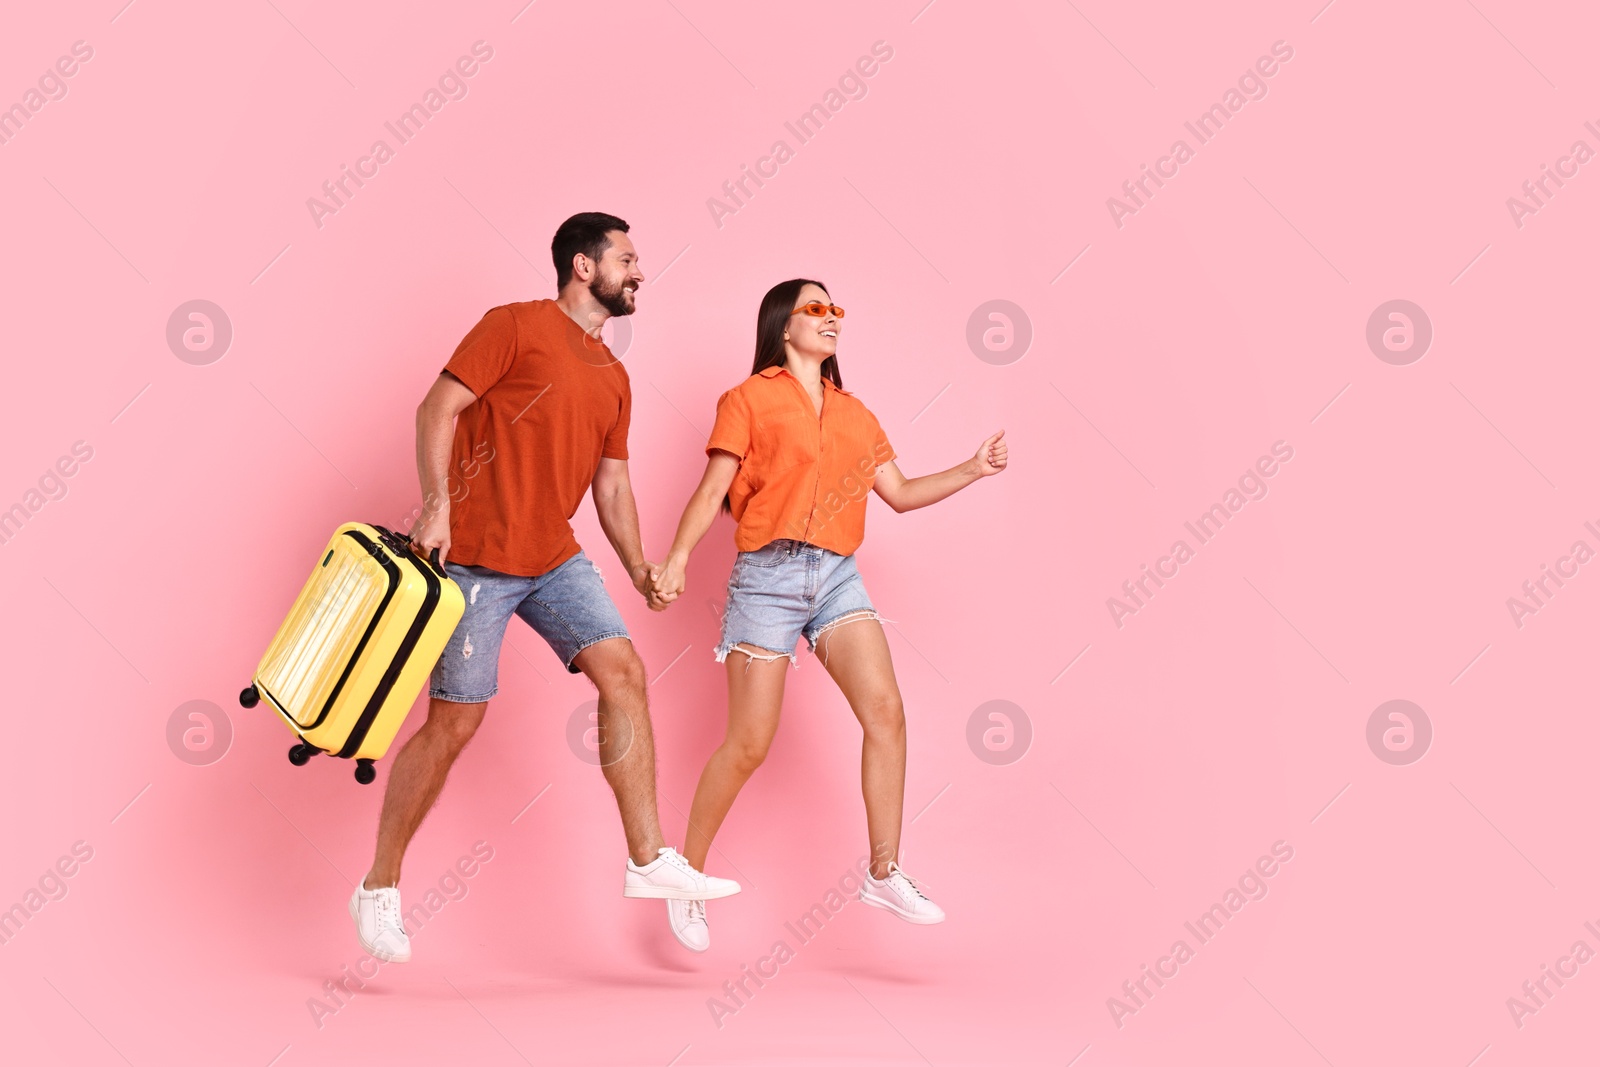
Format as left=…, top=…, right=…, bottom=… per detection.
left=429, top=550, right=630, bottom=703
left=714, top=539, right=883, bottom=669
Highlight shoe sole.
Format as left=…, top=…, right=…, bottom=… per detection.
left=858, top=892, right=945, bottom=925
left=348, top=893, right=412, bottom=963
left=624, top=883, right=740, bottom=901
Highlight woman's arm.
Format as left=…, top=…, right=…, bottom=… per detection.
left=873, top=429, right=1007, bottom=513
left=652, top=450, right=742, bottom=605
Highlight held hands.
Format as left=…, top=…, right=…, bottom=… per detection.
left=631, top=560, right=669, bottom=612
left=632, top=555, right=688, bottom=612
left=630, top=554, right=686, bottom=611
left=972, top=429, right=1008, bottom=477
left=651, top=554, right=687, bottom=609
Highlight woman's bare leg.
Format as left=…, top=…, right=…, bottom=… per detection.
left=682, top=645, right=790, bottom=871
left=814, top=613, right=905, bottom=878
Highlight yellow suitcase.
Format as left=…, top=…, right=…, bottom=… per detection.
left=240, top=523, right=465, bottom=784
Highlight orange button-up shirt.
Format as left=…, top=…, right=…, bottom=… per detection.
left=706, top=365, right=896, bottom=556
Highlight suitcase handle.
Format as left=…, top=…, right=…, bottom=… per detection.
left=372, top=524, right=449, bottom=580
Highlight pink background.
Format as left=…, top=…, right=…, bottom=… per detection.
left=2, top=1, right=1596, bottom=1064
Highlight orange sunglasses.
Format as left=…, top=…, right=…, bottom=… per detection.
left=790, top=301, right=846, bottom=318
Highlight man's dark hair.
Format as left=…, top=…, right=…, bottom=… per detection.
left=551, top=212, right=629, bottom=290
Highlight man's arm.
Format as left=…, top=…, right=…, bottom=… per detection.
left=590, top=457, right=661, bottom=608
left=410, top=372, right=479, bottom=563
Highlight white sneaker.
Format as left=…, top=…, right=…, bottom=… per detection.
left=624, top=847, right=741, bottom=900
left=667, top=898, right=710, bottom=952
left=349, top=880, right=412, bottom=962
left=859, top=862, right=945, bottom=925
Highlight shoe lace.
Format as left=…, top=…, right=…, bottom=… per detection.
left=885, top=862, right=929, bottom=902
left=689, top=899, right=706, bottom=923
left=375, top=889, right=404, bottom=932
left=658, top=847, right=703, bottom=881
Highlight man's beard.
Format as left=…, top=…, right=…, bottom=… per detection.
left=591, top=273, right=634, bottom=317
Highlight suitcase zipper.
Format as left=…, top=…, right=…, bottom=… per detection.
left=335, top=534, right=443, bottom=758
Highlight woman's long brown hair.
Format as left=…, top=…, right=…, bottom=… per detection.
left=720, top=279, right=845, bottom=514
left=750, top=278, right=843, bottom=390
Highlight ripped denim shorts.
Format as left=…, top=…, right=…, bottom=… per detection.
left=714, top=539, right=884, bottom=669
left=430, top=550, right=630, bottom=702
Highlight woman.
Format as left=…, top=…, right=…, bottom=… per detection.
left=650, top=279, right=1007, bottom=952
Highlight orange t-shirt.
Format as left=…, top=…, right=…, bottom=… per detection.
left=441, top=300, right=630, bottom=577
left=705, top=365, right=895, bottom=556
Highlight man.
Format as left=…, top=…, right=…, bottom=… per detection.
left=349, top=212, right=738, bottom=962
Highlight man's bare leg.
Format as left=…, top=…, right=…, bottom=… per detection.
left=365, top=697, right=487, bottom=889
left=572, top=637, right=665, bottom=865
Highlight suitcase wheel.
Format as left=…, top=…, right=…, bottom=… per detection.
left=288, top=742, right=318, bottom=766
left=239, top=686, right=260, bottom=709
left=354, top=759, right=377, bottom=786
